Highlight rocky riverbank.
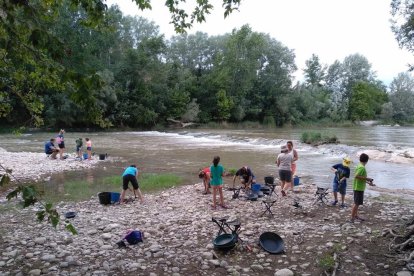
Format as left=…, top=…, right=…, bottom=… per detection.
left=1, top=180, right=414, bottom=276
left=0, top=151, right=109, bottom=182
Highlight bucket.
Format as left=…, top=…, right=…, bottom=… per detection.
left=99, top=154, right=106, bottom=160
left=110, top=192, right=120, bottom=203
left=98, top=192, right=111, bottom=205
left=293, top=176, right=300, bottom=186
left=264, top=176, right=274, bottom=185
left=83, top=153, right=88, bottom=160
left=252, top=183, right=261, bottom=193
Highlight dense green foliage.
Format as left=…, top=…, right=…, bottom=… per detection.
left=1, top=0, right=414, bottom=128
left=301, top=131, right=338, bottom=146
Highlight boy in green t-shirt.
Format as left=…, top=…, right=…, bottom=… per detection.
left=349, top=153, right=375, bottom=223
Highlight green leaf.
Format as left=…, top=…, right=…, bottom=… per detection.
left=6, top=188, right=20, bottom=200
left=36, top=210, right=46, bottom=221
left=45, top=202, right=53, bottom=212
left=65, top=223, right=78, bottom=235
left=0, top=175, right=11, bottom=187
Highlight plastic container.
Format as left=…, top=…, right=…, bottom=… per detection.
left=110, top=192, right=120, bottom=203
left=99, top=154, right=106, bottom=160
left=98, top=192, right=111, bottom=205
left=293, top=176, right=300, bottom=186
left=83, top=153, right=88, bottom=160
left=252, top=183, right=262, bottom=193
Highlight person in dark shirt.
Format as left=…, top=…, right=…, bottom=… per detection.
left=330, top=157, right=351, bottom=208
left=44, top=138, right=60, bottom=159
left=232, top=166, right=256, bottom=190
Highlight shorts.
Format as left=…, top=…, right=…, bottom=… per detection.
left=123, top=174, right=139, bottom=190
left=279, top=170, right=292, bottom=182
left=76, top=146, right=82, bottom=152
left=58, top=142, right=65, bottom=149
left=87, top=147, right=92, bottom=151
left=332, top=180, right=347, bottom=195
left=353, top=190, right=364, bottom=205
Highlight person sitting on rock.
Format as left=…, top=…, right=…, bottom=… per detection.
left=232, top=166, right=256, bottom=190
left=44, top=138, right=60, bottom=159
left=198, top=167, right=211, bottom=194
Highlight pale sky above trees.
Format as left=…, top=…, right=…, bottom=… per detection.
left=108, top=0, right=414, bottom=84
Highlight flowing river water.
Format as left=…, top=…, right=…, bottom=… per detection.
left=0, top=126, right=413, bottom=198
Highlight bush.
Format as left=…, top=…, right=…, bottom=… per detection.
left=301, top=131, right=339, bottom=145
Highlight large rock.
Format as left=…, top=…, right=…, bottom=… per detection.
left=275, top=268, right=294, bottom=276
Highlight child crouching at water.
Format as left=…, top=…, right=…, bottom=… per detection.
left=210, top=156, right=228, bottom=210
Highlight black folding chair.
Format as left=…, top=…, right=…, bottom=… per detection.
left=211, top=216, right=241, bottom=236
left=264, top=176, right=278, bottom=197
left=313, top=187, right=329, bottom=205
left=261, top=199, right=277, bottom=216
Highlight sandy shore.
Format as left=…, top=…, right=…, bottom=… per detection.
left=0, top=151, right=105, bottom=182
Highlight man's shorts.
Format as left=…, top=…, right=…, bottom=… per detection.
left=353, top=190, right=364, bottom=205
left=332, top=180, right=347, bottom=195
left=123, top=174, right=139, bottom=190
left=279, top=170, right=292, bottom=182
left=58, top=142, right=65, bottom=149
left=76, top=146, right=82, bottom=152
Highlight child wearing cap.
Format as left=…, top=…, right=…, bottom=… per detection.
left=330, top=157, right=351, bottom=208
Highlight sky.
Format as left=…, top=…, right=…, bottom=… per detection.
left=106, top=0, right=414, bottom=84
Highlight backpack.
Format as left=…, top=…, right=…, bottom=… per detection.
left=124, top=230, right=144, bottom=245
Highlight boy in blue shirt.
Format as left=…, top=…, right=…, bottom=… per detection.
left=330, top=157, right=351, bottom=208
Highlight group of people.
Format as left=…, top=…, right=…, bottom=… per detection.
left=329, top=153, right=375, bottom=223
left=195, top=140, right=375, bottom=222
left=44, top=129, right=92, bottom=160
left=119, top=139, right=375, bottom=222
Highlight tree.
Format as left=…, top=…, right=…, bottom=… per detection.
left=389, top=72, right=414, bottom=122
left=349, top=81, right=387, bottom=121
left=303, top=54, right=326, bottom=87
left=391, top=0, right=414, bottom=69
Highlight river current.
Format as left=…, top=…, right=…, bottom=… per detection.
left=0, top=126, right=413, bottom=194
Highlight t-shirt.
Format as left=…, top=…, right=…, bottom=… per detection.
left=86, top=140, right=92, bottom=148
left=235, top=167, right=254, bottom=182
left=277, top=153, right=293, bottom=171
left=353, top=163, right=367, bottom=191
left=332, top=163, right=350, bottom=184
left=210, top=164, right=224, bottom=185
left=122, top=167, right=137, bottom=177
left=76, top=139, right=83, bottom=147
left=56, top=134, right=64, bottom=145
left=44, top=141, right=55, bottom=154
left=202, top=167, right=210, bottom=174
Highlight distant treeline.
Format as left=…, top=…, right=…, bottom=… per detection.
left=1, top=1, right=413, bottom=129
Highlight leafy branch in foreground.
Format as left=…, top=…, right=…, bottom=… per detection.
left=0, top=163, right=77, bottom=235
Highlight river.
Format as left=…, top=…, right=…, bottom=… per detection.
left=0, top=126, right=413, bottom=198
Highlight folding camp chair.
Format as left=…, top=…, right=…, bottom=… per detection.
left=264, top=176, right=278, bottom=197
left=261, top=199, right=277, bottom=216
left=313, top=187, right=329, bottom=205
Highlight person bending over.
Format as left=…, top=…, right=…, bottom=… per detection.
left=198, top=167, right=211, bottom=194
left=232, top=166, right=256, bottom=190
left=120, top=165, right=144, bottom=204
left=44, top=138, right=60, bottom=159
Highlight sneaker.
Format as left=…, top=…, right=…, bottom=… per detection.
left=340, top=203, right=347, bottom=208
left=347, top=219, right=355, bottom=224
left=281, top=190, right=287, bottom=197
left=355, top=216, right=365, bottom=221
left=330, top=200, right=338, bottom=206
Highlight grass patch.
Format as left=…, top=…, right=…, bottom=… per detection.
left=226, top=168, right=237, bottom=176
left=301, top=131, right=339, bottom=145
left=43, top=173, right=183, bottom=202
left=318, top=253, right=335, bottom=272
